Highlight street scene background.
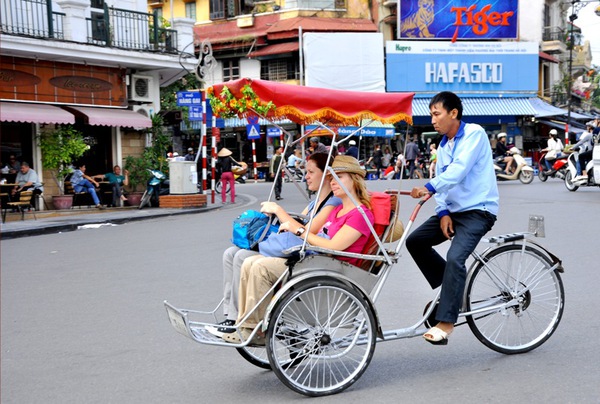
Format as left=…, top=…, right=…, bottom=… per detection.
left=2, top=179, right=599, bottom=403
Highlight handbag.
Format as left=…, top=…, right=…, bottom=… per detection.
left=545, top=150, right=557, bottom=161
left=259, top=231, right=304, bottom=258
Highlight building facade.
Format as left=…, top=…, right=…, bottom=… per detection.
left=0, top=0, right=197, bottom=203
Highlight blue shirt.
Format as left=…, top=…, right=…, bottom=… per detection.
left=70, top=169, right=85, bottom=186
left=424, top=122, right=499, bottom=218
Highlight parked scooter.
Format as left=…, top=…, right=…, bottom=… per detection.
left=139, top=168, right=168, bottom=209
left=494, top=147, right=534, bottom=184
left=537, top=150, right=569, bottom=182
left=564, top=141, right=600, bottom=191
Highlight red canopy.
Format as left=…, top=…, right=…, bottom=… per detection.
left=209, top=78, right=413, bottom=126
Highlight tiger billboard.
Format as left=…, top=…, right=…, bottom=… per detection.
left=399, top=0, right=519, bottom=40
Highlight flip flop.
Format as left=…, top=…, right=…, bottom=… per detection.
left=423, top=326, right=451, bottom=345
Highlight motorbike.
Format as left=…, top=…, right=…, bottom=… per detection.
left=564, top=141, right=600, bottom=191
left=494, top=147, right=534, bottom=184
left=537, top=150, right=568, bottom=182
left=139, top=168, right=168, bottom=209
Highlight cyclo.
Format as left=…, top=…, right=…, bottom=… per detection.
left=164, top=79, right=565, bottom=397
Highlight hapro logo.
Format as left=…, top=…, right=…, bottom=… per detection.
left=425, top=62, right=502, bottom=83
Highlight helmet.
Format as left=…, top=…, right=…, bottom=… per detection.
left=497, top=132, right=507, bottom=139
left=349, top=140, right=356, bottom=146
left=549, top=129, right=558, bottom=136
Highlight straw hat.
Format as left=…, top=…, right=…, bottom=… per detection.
left=331, top=155, right=366, bottom=177
left=217, top=148, right=232, bottom=157
left=384, top=218, right=405, bottom=243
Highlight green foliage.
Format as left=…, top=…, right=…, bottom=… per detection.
left=37, top=126, right=88, bottom=195
left=160, top=73, right=201, bottom=125
left=124, top=114, right=171, bottom=192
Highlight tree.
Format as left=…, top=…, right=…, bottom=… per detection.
left=37, top=126, right=88, bottom=195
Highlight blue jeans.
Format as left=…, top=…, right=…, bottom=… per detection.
left=73, top=179, right=100, bottom=205
left=406, top=210, right=496, bottom=323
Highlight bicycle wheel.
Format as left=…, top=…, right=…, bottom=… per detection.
left=267, top=278, right=376, bottom=397
left=466, top=244, right=564, bottom=354
left=236, top=347, right=271, bottom=370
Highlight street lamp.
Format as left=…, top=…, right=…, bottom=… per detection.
left=565, top=0, right=599, bottom=144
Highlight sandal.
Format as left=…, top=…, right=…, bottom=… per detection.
left=423, top=326, right=452, bottom=345
left=222, top=327, right=265, bottom=346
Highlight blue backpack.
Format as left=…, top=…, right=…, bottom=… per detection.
left=232, top=210, right=279, bottom=250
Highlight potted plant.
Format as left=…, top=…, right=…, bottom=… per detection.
left=123, top=155, right=149, bottom=206
left=37, top=126, right=88, bottom=209
left=123, top=114, right=170, bottom=206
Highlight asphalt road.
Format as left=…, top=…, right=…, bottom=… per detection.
left=2, top=178, right=599, bottom=403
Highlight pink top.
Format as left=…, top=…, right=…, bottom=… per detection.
left=322, top=204, right=375, bottom=266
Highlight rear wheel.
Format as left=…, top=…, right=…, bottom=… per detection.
left=466, top=244, right=564, bottom=354
left=267, top=278, right=376, bottom=397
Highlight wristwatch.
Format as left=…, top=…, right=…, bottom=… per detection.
left=295, top=227, right=306, bottom=237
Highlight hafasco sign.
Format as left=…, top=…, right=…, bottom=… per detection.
left=386, top=41, right=538, bottom=95
left=399, top=0, right=518, bottom=40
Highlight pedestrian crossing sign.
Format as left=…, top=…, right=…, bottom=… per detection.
left=247, top=123, right=260, bottom=140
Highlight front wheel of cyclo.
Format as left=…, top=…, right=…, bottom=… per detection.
left=266, top=278, right=376, bottom=397
left=465, top=244, right=564, bottom=354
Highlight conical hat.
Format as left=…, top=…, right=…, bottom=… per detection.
left=217, top=148, right=232, bottom=157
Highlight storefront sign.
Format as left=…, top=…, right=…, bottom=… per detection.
left=306, top=125, right=395, bottom=138
left=267, top=127, right=282, bottom=138
left=0, top=56, right=126, bottom=106
left=399, top=0, right=518, bottom=40
left=386, top=41, right=537, bottom=96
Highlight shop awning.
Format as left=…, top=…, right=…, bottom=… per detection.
left=538, top=119, right=584, bottom=134
left=64, top=106, right=152, bottom=128
left=248, top=42, right=299, bottom=58
left=0, top=101, right=75, bottom=124
left=412, top=97, right=537, bottom=117
left=528, top=98, right=567, bottom=118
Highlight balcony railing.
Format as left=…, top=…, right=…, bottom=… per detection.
left=1, top=0, right=64, bottom=39
left=87, top=6, right=177, bottom=53
left=1, top=0, right=177, bottom=54
left=542, top=27, right=565, bottom=42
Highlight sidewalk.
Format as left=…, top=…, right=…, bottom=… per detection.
left=1, top=197, right=228, bottom=239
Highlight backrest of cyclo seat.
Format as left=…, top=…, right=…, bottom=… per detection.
left=355, top=191, right=397, bottom=271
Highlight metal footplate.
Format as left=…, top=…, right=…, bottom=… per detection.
left=164, top=301, right=259, bottom=348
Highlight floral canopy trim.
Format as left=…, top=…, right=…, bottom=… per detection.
left=208, top=78, right=414, bottom=126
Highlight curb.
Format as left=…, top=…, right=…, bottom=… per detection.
left=1, top=203, right=223, bottom=240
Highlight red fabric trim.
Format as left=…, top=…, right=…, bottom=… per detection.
left=210, top=78, right=413, bottom=125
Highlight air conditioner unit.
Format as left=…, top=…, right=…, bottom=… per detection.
left=133, top=104, right=154, bottom=117
left=129, top=74, right=153, bottom=102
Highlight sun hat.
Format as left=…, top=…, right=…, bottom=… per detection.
left=384, top=218, right=405, bottom=243
left=549, top=129, right=558, bottom=136
left=349, top=140, right=357, bottom=145
left=188, top=147, right=193, bottom=152
left=217, top=148, right=232, bottom=157
left=497, top=133, right=506, bottom=139
left=331, top=155, right=366, bottom=177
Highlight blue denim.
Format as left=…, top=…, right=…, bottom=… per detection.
left=73, top=179, right=100, bottom=205
left=406, top=210, right=496, bottom=323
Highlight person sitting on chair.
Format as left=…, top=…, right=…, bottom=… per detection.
left=12, top=162, right=43, bottom=199
left=102, top=165, right=129, bottom=207
left=70, top=163, right=105, bottom=209
left=222, top=155, right=374, bottom=345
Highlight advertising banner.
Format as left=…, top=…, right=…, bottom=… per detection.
left=399, top=0, right=518, bottom=40
left=386, top=41, right=538, bottom=96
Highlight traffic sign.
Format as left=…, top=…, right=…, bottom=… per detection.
left=247, top=124, right=260, bottom=140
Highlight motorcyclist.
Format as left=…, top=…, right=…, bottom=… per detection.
left=541, top=129, right=566, bottom=172
left=494, top=133, right=515, bottom=174
left=572, top=125, right=595, bottom=181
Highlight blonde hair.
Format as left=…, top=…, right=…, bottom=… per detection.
left=349, top=172, right=371, bottom=210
